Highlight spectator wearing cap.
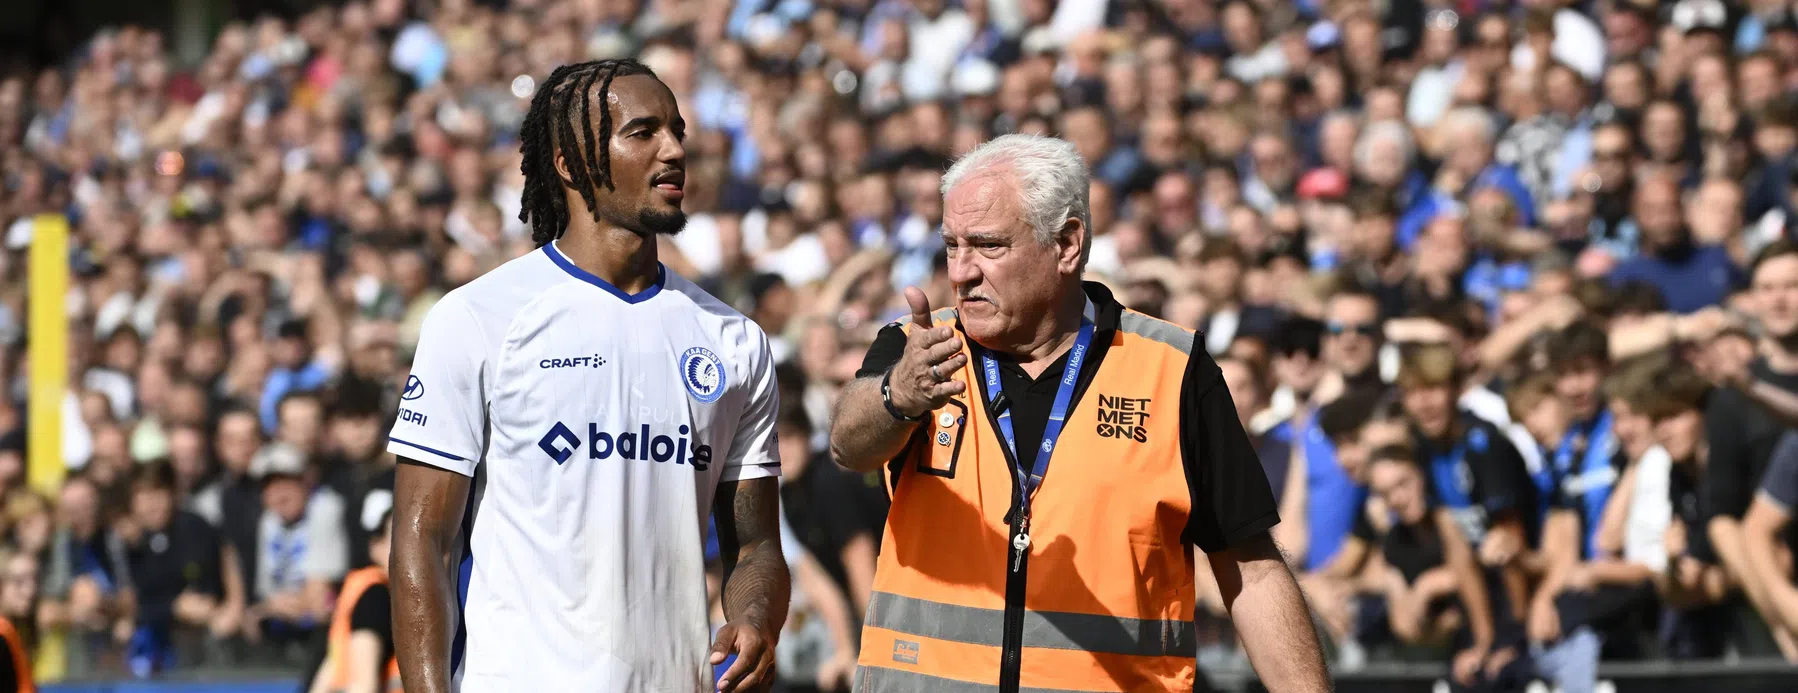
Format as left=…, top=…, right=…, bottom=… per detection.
left=1673, top=0, right=1733, bottom=57
left=240, top=441, right=347, bottom=662
left=1608, top=176, right=1744, bottom=314
left=118, top=462, right=222, bottom=676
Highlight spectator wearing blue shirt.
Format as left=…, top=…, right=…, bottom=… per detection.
left=1609, top=176, right=1745, bottom=314
left=1398, top=107, right=1538, bottom=251
left=259, top=320, right=336, bottom=434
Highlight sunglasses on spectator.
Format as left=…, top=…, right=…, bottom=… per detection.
left=1326, top=322, right=1378, bottom=337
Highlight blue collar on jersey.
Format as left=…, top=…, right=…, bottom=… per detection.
left=543, top=241, right=666, bottom=304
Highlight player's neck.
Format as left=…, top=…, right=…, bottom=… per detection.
left=556, top=226, right=661, bottom=294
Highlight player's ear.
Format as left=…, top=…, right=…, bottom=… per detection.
left=553, top=151, right=574, bottom=188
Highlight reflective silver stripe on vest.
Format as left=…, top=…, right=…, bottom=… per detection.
left=1116, top=312, right=1194, bottom=355
left=866, top=592, right=1195, bottom=658
left=858, top=664, right=1121, bottom=693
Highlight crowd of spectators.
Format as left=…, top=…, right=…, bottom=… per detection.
left=6, top=0, right=1798, bottom=690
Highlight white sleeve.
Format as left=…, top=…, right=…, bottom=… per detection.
left=720, top=331, right=781, bottom=483
left=387, top=296, right=486, bottom=477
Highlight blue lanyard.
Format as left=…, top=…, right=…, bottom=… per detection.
left=981, top=311, right=1096, bottom=518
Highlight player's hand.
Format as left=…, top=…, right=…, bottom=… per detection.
left=887, top=286, right=968, bottom=418
left=710, top=621, right=775, bottom=693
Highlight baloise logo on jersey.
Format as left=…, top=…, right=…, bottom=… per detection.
left=537, top=421, right=712, bottom=471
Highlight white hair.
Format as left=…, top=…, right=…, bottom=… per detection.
left=940, top=134, right=1093, bottom=265
left=1354, top=119, right=1414, bottom=170
left=1437, top=106, right=1498, bottom=144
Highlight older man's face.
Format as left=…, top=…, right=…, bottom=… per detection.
left=941, top=169, right=1083, bottom=349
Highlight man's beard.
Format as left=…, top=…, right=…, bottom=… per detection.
left=599, top=202, right=687, bottom=237
left=625, top=207, right=687, bottom=237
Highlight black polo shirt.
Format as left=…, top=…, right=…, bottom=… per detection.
left=126, top=510, right=223, bottom=627
left=857, top=282, right=1279, bottom=552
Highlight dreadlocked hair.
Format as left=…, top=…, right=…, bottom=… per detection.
left=518, top=59, right=659, bottom=247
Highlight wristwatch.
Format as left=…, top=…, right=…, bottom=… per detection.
left=881, top=367, right=927, bottom=422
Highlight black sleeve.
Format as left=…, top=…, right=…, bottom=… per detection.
left=1703, top=393, right=1754, bottom=519
left=816, top=465, right=890, bottom=548
left=1466, top=425, right=1528, bottom=517
left=0, top=634, right=16, bottom=693
left=192, top=518, right=224, bottom=597
left=854, top=324, right=909, bottom=379
left=1351, top=503, right=1377, bottom=542
left=1179, top=347, right=1281, bottom=552
left=348, top=582, right=396, bottom=664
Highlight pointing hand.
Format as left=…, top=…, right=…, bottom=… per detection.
left=888, top=286, right=969, bottom=419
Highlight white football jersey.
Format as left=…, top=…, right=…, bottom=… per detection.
left=387, top=241, right=781, bottom=693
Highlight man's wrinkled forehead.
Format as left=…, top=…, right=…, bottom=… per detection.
left=942, top=171, right=1026, bottom=239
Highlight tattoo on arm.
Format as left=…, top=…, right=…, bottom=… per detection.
left=714, top=477, right=791, bottom=634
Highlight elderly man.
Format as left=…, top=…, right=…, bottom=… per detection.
left=828, top=134, right=1329, bottom=693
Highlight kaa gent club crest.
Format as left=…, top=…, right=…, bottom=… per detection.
left=680, top=347, right=726, bottom=404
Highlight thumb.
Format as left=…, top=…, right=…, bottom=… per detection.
left=709, top=624, right=736, bottom=663
left=904, top=286, right=934, bottom=328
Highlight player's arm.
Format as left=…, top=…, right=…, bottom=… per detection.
left=828, top=288, right=967, bottom=473
left=391, top=461, right=470, bottom=693
left=386, top=296, right=487, bottom=693
left=710, top=478, right=789, bottom=693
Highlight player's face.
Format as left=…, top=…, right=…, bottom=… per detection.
left=942, top=170, right=1085, bottom=348
left=575, top=74, right=688, bottom=237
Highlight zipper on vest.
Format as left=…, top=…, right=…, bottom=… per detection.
left=998, top=510, right=1029, bottom=693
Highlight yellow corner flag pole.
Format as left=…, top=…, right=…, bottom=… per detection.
left=26, top=213, right=69, bottom=681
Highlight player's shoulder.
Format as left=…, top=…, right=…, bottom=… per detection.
left=431, top=249, right=566, bottom=318
left=660, top=269, right=771, bottom=348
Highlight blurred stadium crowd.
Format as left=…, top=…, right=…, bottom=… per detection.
left=6, top=0, right=1798, bottom=690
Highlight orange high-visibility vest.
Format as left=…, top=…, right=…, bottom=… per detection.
left=0, top=615, right=32, bottom=693
left=856, top=292, right=1201, bottom=693
left=326, top=566, right=402, bottom=692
